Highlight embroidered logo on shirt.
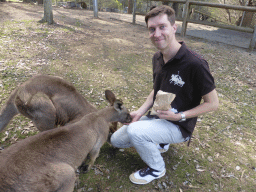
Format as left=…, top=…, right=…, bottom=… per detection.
left=169, top=72, right=185, bottom=87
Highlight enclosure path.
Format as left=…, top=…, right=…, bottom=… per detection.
left=99, top=11, right=253, bottom=49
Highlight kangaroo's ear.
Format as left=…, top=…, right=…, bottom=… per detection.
left=113, top=100, right=123, bottom=112
left=105, top=90, right=116, bottom=106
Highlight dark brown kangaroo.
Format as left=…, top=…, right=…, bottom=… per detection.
left=0, top=90, right=132, bottom=192
left=0, top=74, right=117, bottom=132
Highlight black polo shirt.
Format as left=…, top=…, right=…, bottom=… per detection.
left=150, top=42, right=216, bottom=138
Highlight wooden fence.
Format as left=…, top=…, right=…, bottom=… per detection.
left=132, top=0, right=256, bottom=51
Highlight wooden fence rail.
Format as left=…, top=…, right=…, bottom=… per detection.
left=132, top=0, right=256, bottom=51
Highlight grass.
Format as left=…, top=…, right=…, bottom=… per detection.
left=0, top=2, right=255, bottom=191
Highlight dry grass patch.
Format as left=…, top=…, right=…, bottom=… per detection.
left=0, top=2, right=255, bottom=191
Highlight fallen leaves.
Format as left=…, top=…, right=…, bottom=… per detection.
left=0, top=2, right=255, bottom=191
left=196, top=168, right=206, bottom=172
left=1, top=131, right=9, bottom=142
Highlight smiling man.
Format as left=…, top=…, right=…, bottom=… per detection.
left=110, top=5, right=219, bottom=185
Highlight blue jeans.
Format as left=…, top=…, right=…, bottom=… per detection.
left=110, top=116, right=188, bottom=171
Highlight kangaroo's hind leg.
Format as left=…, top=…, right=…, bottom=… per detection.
left=50, top=163, right=76, bottom=192
left=16, top=91, right=57, bottom=132
left=30, top=163, right=76, bottom=192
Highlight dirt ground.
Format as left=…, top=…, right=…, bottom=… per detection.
left=1, top=2, right=256, bottom=191
left=1, top=2, right=255, bottom=86
left=0, top=2, right=152, bottom=56
left=1, top=2, right=256, bottom=56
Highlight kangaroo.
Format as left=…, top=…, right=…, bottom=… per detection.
left=0, top=74, right=117, bottom=133
left=0, top=90, right=132, bottom=192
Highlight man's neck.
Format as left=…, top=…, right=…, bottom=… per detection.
left=162, top=41, right=181, bottom=64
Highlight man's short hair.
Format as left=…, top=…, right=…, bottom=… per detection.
left=145, top=5, right=176, bottom=26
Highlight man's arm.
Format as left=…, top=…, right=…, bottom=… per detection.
left=157, top=89, right=219, bottom=121
left=130, top=90, right=154, bottom=123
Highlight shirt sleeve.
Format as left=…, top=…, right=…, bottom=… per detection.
left=194, top=60, right=216, bottom=97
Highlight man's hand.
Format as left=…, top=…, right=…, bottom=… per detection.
left=122, top=90, right=155, bottom=125
left=130, top=111, right=142, bottom=123
left=156, top=110, right=181, bottom=121
left=123, top=111, right=143, bottom=125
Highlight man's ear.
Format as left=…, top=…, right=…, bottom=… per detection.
left=113, top=100, right=123, bottom=112
left=172, top=23, right=177, bottom=33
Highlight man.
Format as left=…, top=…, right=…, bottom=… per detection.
left=110, top=5, right=219, bottom=185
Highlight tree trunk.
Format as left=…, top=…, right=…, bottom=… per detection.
left=162, top=1, right=168, bottom=5
left=172, top=3, right=179, bottom=17
left=128, top=0, right=133, bottom=14
left=39, top=0, right=54, bottom=24
left=236, top=0, right=254, bottom=27
left=225, top=9, right=231, bottom=23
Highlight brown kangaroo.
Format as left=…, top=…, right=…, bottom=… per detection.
left=0, top=74, right=117, bottom=133
left=0, top=90, right=132, bottom=192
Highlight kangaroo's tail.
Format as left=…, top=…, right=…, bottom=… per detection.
left=0, top=88, right=19, bottom=132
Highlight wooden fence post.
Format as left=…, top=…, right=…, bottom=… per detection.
left=249, top=25, right=256, bottom=51
left=181, top=0, right=190, bottom=37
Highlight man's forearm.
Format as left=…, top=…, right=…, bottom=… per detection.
left=157, top=89, right=219, bottom=121
left=136, top=90, right=154, bottom=116
left=181, top=89, right=219, bottom=120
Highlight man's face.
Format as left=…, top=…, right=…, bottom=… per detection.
left=147, top=14, right=177, bottom=51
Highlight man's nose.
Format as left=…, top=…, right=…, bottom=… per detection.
left=154, top=28, right=161, bottom=37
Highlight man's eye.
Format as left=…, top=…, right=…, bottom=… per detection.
left=149, top=28, right=155, bottom=33
left=160, top=26, right=165, bottom=30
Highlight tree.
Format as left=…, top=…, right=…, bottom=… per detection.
left=39, top=0, right=54, bottom=24
left=128, top=0, right=133, bottom=13
left=172, top=3, right=179, bottom=17
left=99, top=0, right=122, bottom=10
left=237, top=0, right=255, bottom=27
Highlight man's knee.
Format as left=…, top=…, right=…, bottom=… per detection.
left=110, top=132, right=118, bottom=147
left=127, top=124, right=143, bottom=141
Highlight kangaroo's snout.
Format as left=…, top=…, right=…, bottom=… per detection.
left=118, top=112, right=132, bottom=124
left=126, top=113, right=132, bottom=123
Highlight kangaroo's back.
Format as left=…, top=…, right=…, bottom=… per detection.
left=22, top=75, right=97, bottom=116
left=0, top=74, right=98, bottom=132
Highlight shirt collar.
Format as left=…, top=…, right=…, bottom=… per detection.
left=173, top=41, right=186, bottom=60
left=156, top=41, right=187, bottom=65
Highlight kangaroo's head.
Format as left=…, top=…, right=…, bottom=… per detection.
left=105, top=90, right=132, bottom=124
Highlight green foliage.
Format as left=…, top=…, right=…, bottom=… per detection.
left=98, top=0, right=120, bottom=9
